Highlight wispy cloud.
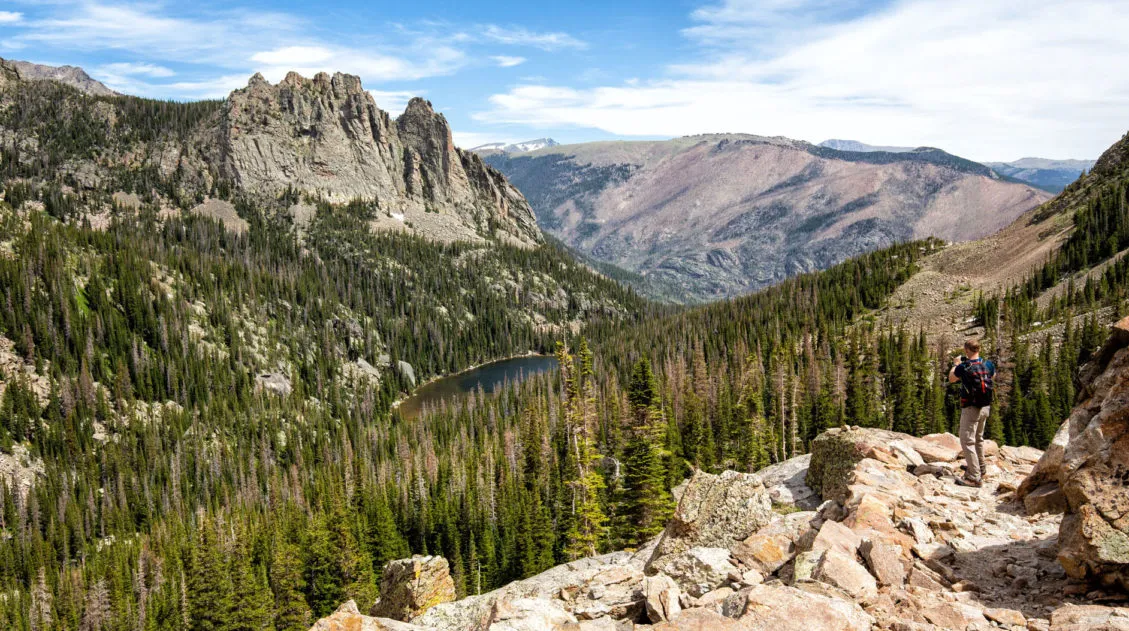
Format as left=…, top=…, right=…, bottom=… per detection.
left=0, top=11, right=23, bottom=24
left=15, top=2, right=303, bottom=66
left=100, top=62, right=175, bottom=77
left=491, top=55, right=526, bottom=68
left=4, top=1, right=471, bottom=99
left=368, top=89, right=422, bottom=114
left=476, top=0, right=1129, bottom=160
left=250, top=45, right=464, bottom=83
left=481, top=25, right=587, bottom=51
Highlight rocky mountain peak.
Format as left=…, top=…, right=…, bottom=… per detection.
left=217, top=71, right=541, bottom=246
left=0, top=57, right=117, bottom=96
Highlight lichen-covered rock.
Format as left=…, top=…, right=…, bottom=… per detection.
left=756, top=454, right=820, bottom=509
left=806, top=427, right=909, bottom=503
left=730, top=511, right=817, bottom=575
left=1019, top=317, right=1129, bottom=591
left=309, top=600, right=426, bottom=631
left=371, top=556, right=457, bottom=622
left=646, top=469, right=773, bottom=576
left=659, top=547, right=737, bottom=597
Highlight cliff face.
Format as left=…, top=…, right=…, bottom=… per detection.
left=1019, top=316, right=1129, bottom=593
left=217, top=72, right=541, bottom=246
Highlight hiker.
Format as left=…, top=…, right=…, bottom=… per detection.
left=948, top=339, right=995, bottom=487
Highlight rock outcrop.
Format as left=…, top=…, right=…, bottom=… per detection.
left=645, top=469, right=773, bottom=577
left=310, top=600, right=424, bottom=630
left=315, top=425, right=1129, bottom=631
left=217, top=72, right=541, bottom=246
left=1019, top=317, right=1129, bottom=592
left=371, top=556, right=457, bottom=622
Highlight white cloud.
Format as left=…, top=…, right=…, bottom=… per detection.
left=6, top=1, right=467, bottom=99
left=481, top=25, right=586, bottom=51
left=0, top=11, right=23, bottom=24
left=251, top=46, right=335, bottom=66
left=491, top=55, right=526, bottom=68
left=476, top=0, right=1129, bottom=161
left=251, top=45, right=465, bottom=83
left=100, top=62, right=175, bottom=77
left=368, top=89, right=421, bottom=114
left=16, top=2, right=303, bottom=65
left=161, top=74, right=250, bottom=99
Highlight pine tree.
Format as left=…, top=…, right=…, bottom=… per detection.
left=558, top=342, right=607, bottom=560
left=303, top=516, right=342, bottom=618
left=229, top=528, right=275, bottom=631
left=187, top=519, right=233, bottom=631
left=270, top=535, right=312, bottom=631
left=618, top=358, right=673, bottom=548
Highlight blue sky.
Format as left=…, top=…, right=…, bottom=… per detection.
left=2, top=0, right=1127, bottom=161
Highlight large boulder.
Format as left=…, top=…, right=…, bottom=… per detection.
left=646, top=469, right=773, bottom=576
left=730, top=511, right=818, bottom=575
left=811, top=550, right=877, bottom=601
left=371, top=556, right=457, bottom=622
left=1049, top=604, right=1129, bottom=630
left=309, top=600, right=425, bottom=631
left=806, top=427, right=913, bottom=503
left=643, top=574, right=682, bottom=623
left=660, top=547, right=737, bottom=597
left=1019, top=318, right=1129, bottom=592
left=756, top=454, right=820, bottom=509
left=722, top=584, right=874, bottom=631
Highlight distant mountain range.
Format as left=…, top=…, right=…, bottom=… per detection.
left=470, top=138, right=559, bottom=155
left=818, top=139, right=917, bottom=153
left=485, top=134, right=1050, bottom=301
left=818, top=139, right=1094, bottom=193
left=983, top=158, right=1095, bottom=193
left=0, top=57, right=118, bottom=96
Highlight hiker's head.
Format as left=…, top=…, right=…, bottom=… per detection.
left=963, top=339, right=981, bottom=358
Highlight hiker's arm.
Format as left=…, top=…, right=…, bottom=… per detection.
left=948, top=361, right=960, bottom=383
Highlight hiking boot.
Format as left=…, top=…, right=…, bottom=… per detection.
left=955, top=476, right=982, bottom=488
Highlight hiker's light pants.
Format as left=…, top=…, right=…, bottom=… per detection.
left=959, top=405, right=990, bottom=481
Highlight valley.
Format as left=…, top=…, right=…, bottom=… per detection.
left=0, top=54, right=1127, bottom=631
left=484, top=135, right=1051, bottom=302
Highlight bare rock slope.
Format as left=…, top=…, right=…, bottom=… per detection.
left=215, top=73, right=541, bottom=245
left=0, top=57, right=118, bottom=96
left=1019, top=317, right=1129, bottom=593
left=312, top=424, right=1129, bottom=630
left=486, top=135, right=1049, bottom=300
left=0, top=65, right=542, bottom=247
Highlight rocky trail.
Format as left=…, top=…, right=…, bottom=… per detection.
left=311, top=322, right=1129, bottom=631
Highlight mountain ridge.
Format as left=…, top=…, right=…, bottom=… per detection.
left=0, top=56, right=118, bottom=96
left=470, top=138, right=559, bottom=155
left=0, top=62, right=543, bottom=247
left=486, top=134, right=1050, bottom=301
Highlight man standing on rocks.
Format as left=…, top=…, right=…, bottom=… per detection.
left=949, top=339, right=995, bottom=487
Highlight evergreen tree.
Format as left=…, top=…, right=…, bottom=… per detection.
left=270, top=535, right=312, bottom=631
left=187, top=519, right=233, bottom=631
left=617, top=358, right=673, bottom=548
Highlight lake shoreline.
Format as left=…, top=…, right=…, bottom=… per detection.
left=389, top=350, right=553, bottom=415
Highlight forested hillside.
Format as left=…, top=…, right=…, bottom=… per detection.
left=1, top=65, right=1128, bottom=631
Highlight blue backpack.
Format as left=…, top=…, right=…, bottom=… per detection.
left=959, top=358, right=994, bottom=408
